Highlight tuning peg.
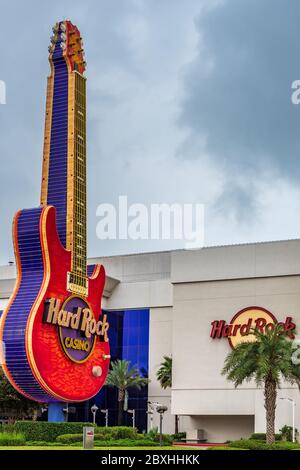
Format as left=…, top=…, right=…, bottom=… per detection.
left=50, top=35, right=57, bottom=44
left=60, top=23, right=67, bottom=32
left=48, top=44, right=55, bottom=53
left=60, top=42, right=67, bottom=51
left=52, top=23, right=59, bottom=33
left=61, top=33, right=67, bottom=41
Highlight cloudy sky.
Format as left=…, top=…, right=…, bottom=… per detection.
left=1, top=0, right=300, bottom=263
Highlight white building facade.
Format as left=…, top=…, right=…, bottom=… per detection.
left=1, top=239, right=300, bottom=442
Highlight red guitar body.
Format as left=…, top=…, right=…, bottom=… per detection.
left=1, top=206, right=110, bottom=402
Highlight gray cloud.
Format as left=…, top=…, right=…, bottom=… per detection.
left=179, top=0, right=300, bottom=177
left=1, top=0, right=300, bottom=263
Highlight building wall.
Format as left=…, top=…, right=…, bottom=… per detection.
left=188, top=415, right=255, bottom=443
left=148, top=307, right=173, bottom=433
left=171, top=274, right=300, bottom=439
left=254, top=388, right=300, bottom=434
left=1, top=241, right=300, bottom=439
left=93, top=252, right=175, bottom=433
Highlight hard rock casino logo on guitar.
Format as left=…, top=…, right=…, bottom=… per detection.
left=43, top=297, right=109, bottom=363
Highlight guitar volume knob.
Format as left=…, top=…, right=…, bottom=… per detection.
left=92, top=366, right=102, bottom=377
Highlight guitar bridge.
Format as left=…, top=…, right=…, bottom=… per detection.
left=67, top=272, right=88, bottom=297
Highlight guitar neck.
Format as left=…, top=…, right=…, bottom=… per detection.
left=71, top=71, right=87, bottom=276
left=40, top=21, right=88, bottom=295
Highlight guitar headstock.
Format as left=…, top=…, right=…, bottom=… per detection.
left=48, top=20, right=86, bottom=74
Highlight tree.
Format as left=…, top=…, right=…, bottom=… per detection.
left=156, top=355, right=178, bottom=434
left=222, top=325, right=300, bottom=444
left=0, top=368, right=40, bottom=419
left=105, top=360, right=149, bottom=426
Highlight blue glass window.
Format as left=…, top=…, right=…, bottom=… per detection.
left=93, top=308, right=150, bottom=431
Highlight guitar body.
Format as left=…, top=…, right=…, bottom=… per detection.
left=1, top=206, right=110, bottom=402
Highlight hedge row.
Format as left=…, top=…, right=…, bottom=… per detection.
left=14, top=421, right=95, bottom=442
left=229, top=439, right=300, bottom=450
left=94, top=426, right=138, bottom=440
left=77, top=439, right=161, bottom=447
left=12, top=422, right=172, bottom=445
left=14, top=422, right=140, bottom=442
left=57, top=429, right=138, bottom=444
left=27, top=439, right=160, bottom=448
left=250, top=433, right=281, bottom=441
left=0, top=432, right=26, bottom=446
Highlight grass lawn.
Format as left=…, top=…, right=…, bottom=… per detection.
left=0, top=445, right=200, bottom=451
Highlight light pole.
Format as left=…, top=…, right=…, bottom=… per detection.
left=100, top=409, right=109, bottom=427
left=156, top=405, right=168, bottom=447
left=127, top=409, right=135, bottom=428
left=91, top=404, right=99, bottom=425
left=62, top=403, right=69, bottom=422
left=280, top=397, right=296, bottom=442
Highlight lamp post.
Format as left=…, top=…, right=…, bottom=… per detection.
left=156, top=405, right=168, bottom=447
left=100, top=409, right=109, bottom=427
left=127, top=409, right=135, bottom=428
left=91, top=404, right=99, bottom=425
left=62, top=403, right=69, bottom=422
left=280, top=397, right=296, bottom=442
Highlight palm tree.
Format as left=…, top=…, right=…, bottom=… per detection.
left=105, top=359, right=149, bottom=426
left=222, top=324, right=300, bottom=444
left=156, top=355, right=179, bottom=434
left=0, top=368, right=40, bottom=419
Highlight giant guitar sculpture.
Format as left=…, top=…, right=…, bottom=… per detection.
left=0, top=21, right=110, bottom=403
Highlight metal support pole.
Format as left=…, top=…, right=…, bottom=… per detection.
left=159, top=413, right=163, bottom=447
left=292, top=400, right=296, bottom=443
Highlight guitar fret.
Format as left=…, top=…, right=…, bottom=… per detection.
left=69, top=70, right=88, bottom=286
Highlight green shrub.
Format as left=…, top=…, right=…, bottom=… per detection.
left=26, top=441, right=66, bottom=447
left=107, top=427, right=138, bottom=440
left=57, top=427, right=138, bottom=444
left=92, top=439, right=161, bottom=447
left=207, top=446, right=240, bottom=450
left=0, top=423, right=15, bottom=434
left=14, top=421, right=95, bottom=442
left=0, top=432, right=26, bottom=446
left=229, top=439, right=300, bottom=450
left=59, top=438, right=160, bottom=448
left=144, top=426, right=173, bottom=445
left=279, top=425, right=299, bottom=442
left=146, top=427, right=159, bottom=440
left=250, top=433, right=281, bottom=441
left=271, top=441, right=300, bottom=450
left=172, top=432, right=186, bottom=441
left=56, top=433, right=103, bottom=444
